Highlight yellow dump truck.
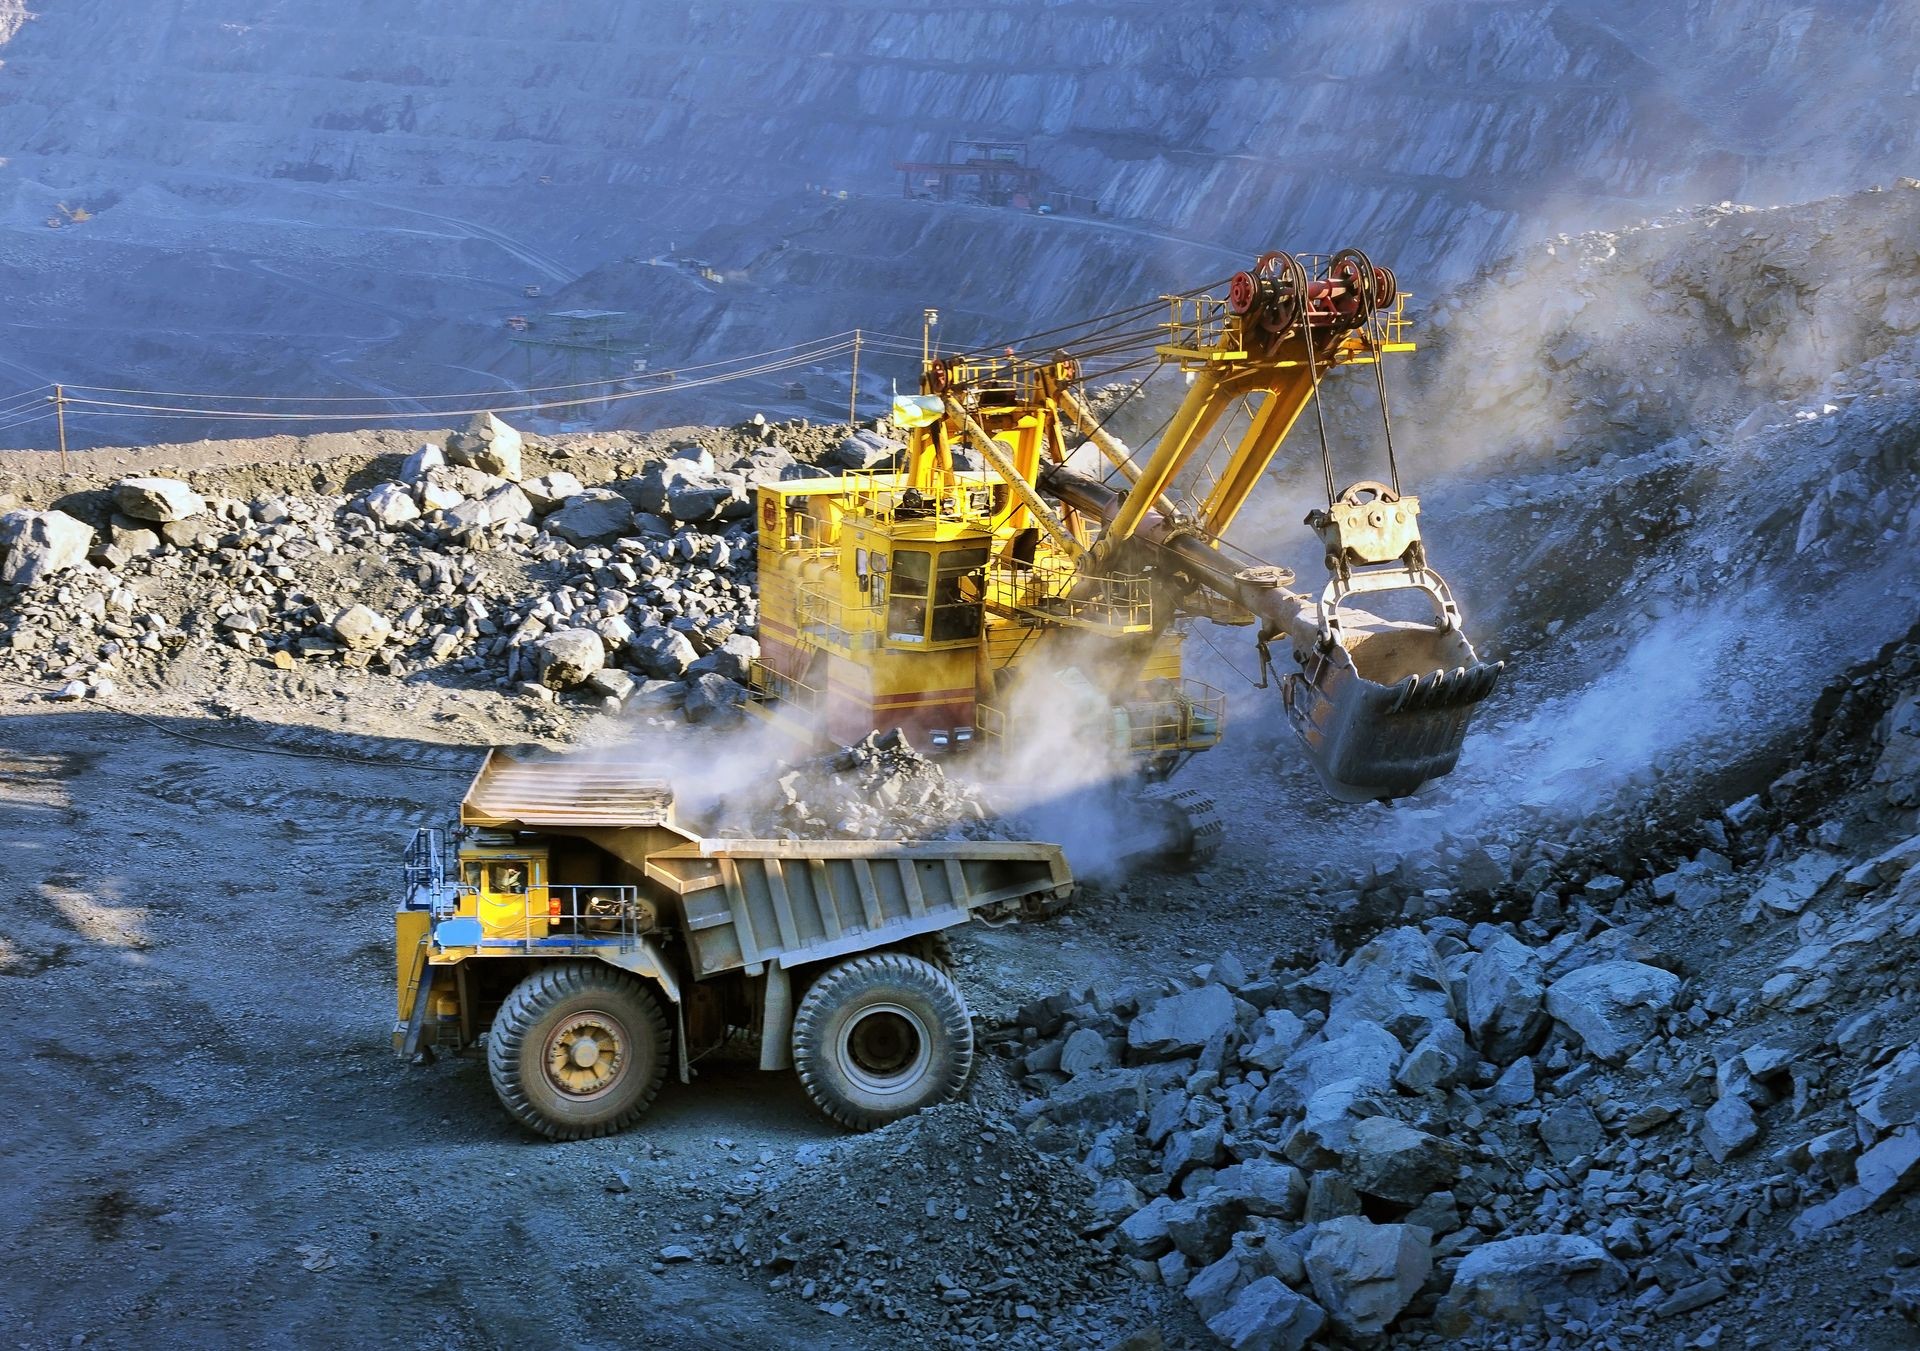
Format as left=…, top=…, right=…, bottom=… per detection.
left=395, top=749, right=1072, bottom=1139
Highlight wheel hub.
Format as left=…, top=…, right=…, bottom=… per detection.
left=546, top=1013, right=625, bottom=1097
left=839, top=1002, right=932, bottom=1097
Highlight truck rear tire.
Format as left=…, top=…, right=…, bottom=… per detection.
left=792, top=953, right=973, bottom=1131
left=487, top=962, right=670, bottom=1140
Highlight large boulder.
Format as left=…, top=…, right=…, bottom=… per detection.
left=1394, top=1018, right=1471, bottom=1092
left=1209, top=1160, right=1306, bottom=1220
left=0, top=510, right=92, bottom=586
left=828, top=430, right=904, bottom=470
left=1337, top=1116, right=1461, bottom=1204
left=687, top=633, right=761, bottom=683
left=441, top=483, right=533, bottom=534
left=113, top=476, right=204, bottom=523
left=399, top=443, right=444, bottom=483
left=1544, top=960, right=1682, bottom=1064
left=629, top=626, right=698, bottom=679
left=1305, top=1217, right=1432, bottom=1337
left=683, top=672, right=748, bottom=723
left=544, top=489, right=633, bottom=543
left=1263, top=1020, right=1402, bottom=1117
left=1464, top=932, right=1549, bottom=1063
left=362, top=482, right=420, bottom=528
left=665, top=473, right=748, bottom=524
left=331, top=604, right=392, bottom=651
left=1205, top=1276, right=1325, bottom=1351
left=1128, top=983, right=1236, bottom=1060
left=1436, top=1234, right=1627, bottom=1334
left=1240, top=1008, right=1309, bottom=1071
left=531, top=628, right=605, bottom=689
left=522, top=471, right=585, bottom=513
left=447, top=411, right=523, bottom=480
left=1327, top=927, right=1455, bottom=1044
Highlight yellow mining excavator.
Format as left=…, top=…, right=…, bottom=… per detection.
left=750, top=250, right=1501, bottom=853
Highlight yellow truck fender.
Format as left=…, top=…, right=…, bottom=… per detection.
left=586, top=940, right=693, bottom=1083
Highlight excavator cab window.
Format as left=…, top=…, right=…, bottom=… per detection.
left=887, top=549, right=931, bottom=642
left=931, top=546, right=990, bottom=641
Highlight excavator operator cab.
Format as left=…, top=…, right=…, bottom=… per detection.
left=882, top=544, right=989, bottom=648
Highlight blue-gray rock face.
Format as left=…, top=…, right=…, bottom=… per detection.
left=0, top=1, right=1914, bottom=446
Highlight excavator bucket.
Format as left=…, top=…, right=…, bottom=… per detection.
left=1282, top=568, right=1503, bottom=802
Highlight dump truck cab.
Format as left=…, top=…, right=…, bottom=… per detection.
left=395, top=750, right=1072, bottom=1139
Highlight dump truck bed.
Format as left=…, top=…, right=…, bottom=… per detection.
left=454, top=750, right=1072, bottom=978
left=641, top=836, right=1071, bottom=978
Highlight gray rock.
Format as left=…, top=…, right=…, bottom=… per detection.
left=113, top=476, right=204, bottom=523
left=1116, top=1195, right=1176, bottom=1258
left=1338, top=1116, right=1460, bottom=1204
left=1210, top=1159, right=1305, bottom=1220
left=531, top=628, right=606, bottom=689
left=544, top=489, right=633, bottom=542
left=109, top=517, right=162, bottom=555
left=1059, top=1027, right=1116, bottom=1077
left=331, top=604, right=391, bottom=651
left=1163, top=1192, right=1245, bottom=1264
left=1874, top=691, right=1920, bottom=807
left=630, top=626, right=698, bottom=679
left=523, top=471, right=585, bottom=512
left=1043, top=1065, right=1157, bottom=1125
left=1790, top=1128, right=1920, bottom=1236
left=1305, top=1216, right=1432, bottom=1337
left=447, top=411, right=523, bottom=479
left=1537, top=1100, right=1605, bottom=1164
left=399, top=443, right=444, bottom=482
left=585, top=668, right=637, bottom=701
left=1750, top=853, right=1843, bottom=916
left=665, top=474, right=736, bottom=523
left=1326, top=927, right=1454, bottom=1043
left=1265, top=1020, right=1402, bottom=1117
left=1396, top=1018, right=1471, bottom=1091
left=683, top=672, right=748, bottom=723
left=362, top=482, right=420, bottom=527
left=1701, top=1095, right=1760, bottom=1163
left=1128, top=983, right=1236, bottom=1061
left=1852, top=1047, right=1920, bottom=1132
left=1205, top=1276, right=1325, bottom=1351
left=688, top=632, right=761, bottom=683
left=1187, top=1252, right=1251, bottom=1322
left=827, top=430, right=904, bottom=470
left=1164, top=1119, right=1226, bottom=1178
left=0, top=510, right=92, bottom=586
left=1088, top=1177, right=1144, bottom=1228
left=1240, top=1008, right=1308, bottom=1071
left=442, top=482, right=533, bottom=533
left=1544, top=960, right=1681, bottom=1064
left=1435, top=1234, right=1627, bottom=1333
left=1489, top=1055, right=1537, bottom=1106
left=1464, top=932, right=1549, bottom=1063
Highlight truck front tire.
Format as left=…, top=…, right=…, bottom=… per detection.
left=792, top=952, right=973, bottom=1130
left=487, top=962, right=670, bottom=1140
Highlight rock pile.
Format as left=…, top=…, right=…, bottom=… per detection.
left=742, top=730, right=994, bottom=841
left=997, top=631, right=1920, bottom=1347
left=0, top=414, right=837, bottom=723
left=703, top=1103, right=1127, bottom=1349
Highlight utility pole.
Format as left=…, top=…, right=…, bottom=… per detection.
left=848, top=329, right=861, bottom=427
left=52, top=384, right=67, bottom=471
